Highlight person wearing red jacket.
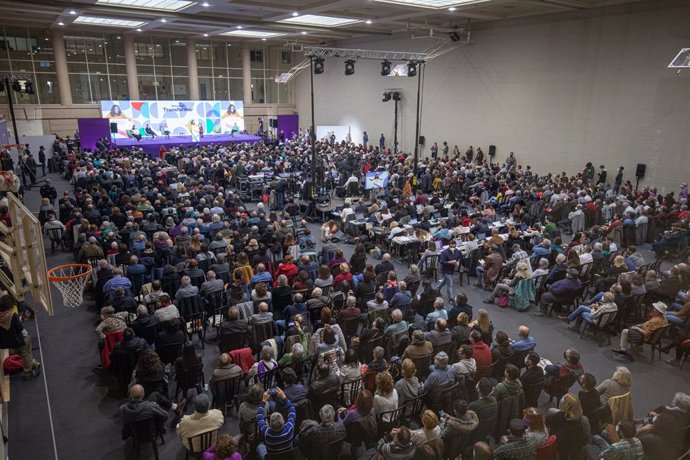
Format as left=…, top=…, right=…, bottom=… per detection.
left=274, top=255, right=298, bottom=287
left=470, top=330, right=492, bottom=379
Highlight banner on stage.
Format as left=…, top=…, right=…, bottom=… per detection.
left=365, top=171, right=389, bottom=190
left=101, top=100, right=245, bottom=140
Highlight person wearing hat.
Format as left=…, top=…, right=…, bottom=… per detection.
left=534, top=268, right=582, bottom=317
left=176, top=393, right=224, bottom=451
left=614, top=301, right=669, bottom=354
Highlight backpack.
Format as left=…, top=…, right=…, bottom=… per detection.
left=3, top=354, right=23, bottom=375
left=497, top=292, right=510, bottom=308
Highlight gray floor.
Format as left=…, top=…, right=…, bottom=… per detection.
left=7, top=171, right=689, bottom=460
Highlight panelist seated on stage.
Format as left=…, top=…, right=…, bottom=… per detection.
left=144, top=123, right=157, bottom=139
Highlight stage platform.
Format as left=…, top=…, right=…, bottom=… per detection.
left=113, top=133, right=263, bottom=156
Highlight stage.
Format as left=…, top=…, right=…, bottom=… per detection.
left=113, top=133, right=264, bottom=156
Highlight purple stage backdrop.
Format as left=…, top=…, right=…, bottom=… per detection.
left=78, top=118, right=111, bottom=151
left=277, top=114, right=298, bottom=140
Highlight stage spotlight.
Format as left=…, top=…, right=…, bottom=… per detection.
left=24, top=81, right=35, bottom=95
left=344, top=59, right=355, bottom=76
left=313, top=57, right=324, bottom=74
left=382, top=91, right=391, bottom=102
left=392, top=91, right=401, bottom=101
left=407, top=61, right=417, bottom=77
left=380, top=59, right=391, bottom=76
left=11, top=79, right=21, bottom=92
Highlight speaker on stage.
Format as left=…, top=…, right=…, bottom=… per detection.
left=636, top=163, right=646, bottom=178
left=418, top=135, right=425, bottom=146
left=489, top=145, right=496, bottom=157
left=110, top=123, right=118, bottom=134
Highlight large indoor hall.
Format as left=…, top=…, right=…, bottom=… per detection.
left=1, top=0, right=690, bottom=459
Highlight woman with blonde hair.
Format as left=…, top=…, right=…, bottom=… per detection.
left=411, top=410, right=442, bottom=445
left=202, top=434, right=242, bottom=460
left=608, top=255, right=628, bottom=276
left=394, top=359, right=419, bottom=408
left=374, top=371, right=398, bottom=422
left=596, top=366, right=632, bottom=405
left=546, top=393, right=590, bottom=459
left=483, top=261, right=530, bottom=306
left=470, top=308, right=494, bottom=346
left=523, top=407, right=549, bottom=447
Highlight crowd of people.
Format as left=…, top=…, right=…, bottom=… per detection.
left=9, top=132, right=690, bottom=459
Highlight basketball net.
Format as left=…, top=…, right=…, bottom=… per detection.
left=47, top=264, right=92, bottom=309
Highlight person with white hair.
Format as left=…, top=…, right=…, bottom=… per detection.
left=199, top=270, right=224, bottom=297
left=256, top=387, right=296, bottom=459
left=296, top=404, right=346, bottom=458
left=425, top=297, right=448, bottom=328
left=385, top=308, right=408, bottom=335
left=77, top=235, right=104, bottom=263
left=531, top=258, right=550, bottom=278
left=175, top=275, right=199, bottom=301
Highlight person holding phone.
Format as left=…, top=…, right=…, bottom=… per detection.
left=256, top=387, right=295, bottom=459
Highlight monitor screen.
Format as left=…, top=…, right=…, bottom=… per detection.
left=365, top=171, right=389, bottom=190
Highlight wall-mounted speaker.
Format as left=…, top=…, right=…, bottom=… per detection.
left=489, top=145, right=496, bottom=156
left=636, top=163, right=646, bottom=178
left=110, top=123, right=118, bottom=134
left=418, top=135, right=425, bottom=146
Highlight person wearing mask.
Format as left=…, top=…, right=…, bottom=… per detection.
left=436, top=240, right=462, bottom=302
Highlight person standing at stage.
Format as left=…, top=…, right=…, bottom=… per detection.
left=379, top=133, right=385, bottom=150
left=199, top=121, right=204, bottom=138
left=363, top=131, right=369, bottom=147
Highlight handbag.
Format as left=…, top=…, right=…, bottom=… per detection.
left=497, top=292, right=510, bottom=308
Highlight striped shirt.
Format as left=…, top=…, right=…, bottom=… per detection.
left=257, top=399, right=295, bottom=452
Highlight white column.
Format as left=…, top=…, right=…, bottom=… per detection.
left=123, top=35, right=139, bottom=100
left=186, top=40, right=199, bottom=100
left=51, top=30, right=72, bottom=105
left=242, top=44, right=252, bottom=104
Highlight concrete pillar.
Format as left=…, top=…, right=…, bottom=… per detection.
left=186, top=40, right=199, bottom=100
left=51, top=30, right=72, bottom=105
left=242, top=44, right=252, bottom=104
left=123, top=35, right=139, bottom=100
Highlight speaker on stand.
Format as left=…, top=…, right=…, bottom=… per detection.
left=110, top=122, right=118, bottom=147
left=635, top=163, right=646, bottom=192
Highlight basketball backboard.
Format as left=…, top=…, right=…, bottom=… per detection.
left=668, top=48, right=690, bottom=68
left=0, top=193, right=53, bottom=315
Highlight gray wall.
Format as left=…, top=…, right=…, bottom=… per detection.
left=295, top=0, right=690, bottom=192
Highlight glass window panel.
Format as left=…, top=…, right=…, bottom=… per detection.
left=154, top=65, right=171, bottom=76
left=35, top=72, right=59, bottom=104
left=138, top=75, right=157, bottom=100
left=171, top=66, right=188, bottom=78
left=170, top=41, right=187, bottom=65
left=90, top=74, right=110, bottom=102
left=106, top=38, right=126, bottom=65
left=156, top=76, right=173, bottom=100
left=229, top=78, right=242, bottom=100
left=137, top=64, right=155, bottom=76
left=199, top=76, right=213, bottom=100
left=107, top=63, right=127, bottom=75
left=70, top=74, right=93, bottom=103
left=89, top=63, right=108, bottom=74
left=110, top=75, right=128, bottom=99
left=65, top=37, right=87, bottom=62
left=251, top=78, right=264, bottom=103
left=198, top=66, right=212, bottom=77
left=10, top=61, right=34, bottom=73
left=213, top=77, right=229, bottom=101
left=35, top=60, right=55, bottom=72
left=0, top=60, right=10, bottom=73
left=152, top=39, right=171, bottom=66
left=172, top=80, right=188, bottom=100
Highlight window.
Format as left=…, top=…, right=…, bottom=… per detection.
left=250, top=50, right=263, bottom=63
left=281, top=51, right=291, bottom=64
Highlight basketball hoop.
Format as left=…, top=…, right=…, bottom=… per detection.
left=47, top=264, right=93, bottom=309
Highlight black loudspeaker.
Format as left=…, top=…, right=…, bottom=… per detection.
left=269, top=119, right=277, bottom=128
left=636, top=163, right=646, bottom=178
left=110, top=122, right=118, bottom=134
left=489, top=145, right=496, bottom=156
left=418, top=135, right=425, bottom=146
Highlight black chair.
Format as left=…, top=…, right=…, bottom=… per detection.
left=338, top=315, right=360, bottom=342
left=182, top=311, right=206, bottom=349
left=256, top=365, right=280, bottom=391
left=251, top=321, right=274, bottom=353
left=310, top=389, right=339, bottom=418
left=580, top=310, right=617, bottom=346
left=177, top=295, right=205, bottom=317
left=156, top=341, right=184, bottom=366
left=405, top=395, right=425, bottom=424
left=377, top=404, right=407, bottom=437
left=411, top=354, right=433, bottom=381
left=266, top=446, right=301, bottom=460
left=339, top=377, right=362, bottom=407
left=128, top=272, right=147, bottom=299
left=211, top=375, right=242, bottom=416
left=308, top=435, right=345, bottom=460
left=47, top=227, right=65, bottom=251
left=183, top=428, right=219, bottom=459
left=110, top=349, right=138, bottom=396
left=189, top=274, right=206, bottom=289
left=175, top=364, right=205, bottom=401
left=219, top=329, right=248, bottom=353
left=124, top=417, right=165, bottom=460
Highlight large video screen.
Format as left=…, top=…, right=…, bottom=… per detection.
left=365, top=171, right=389, bottom=190
left=101, top=100, right=245, bottom=140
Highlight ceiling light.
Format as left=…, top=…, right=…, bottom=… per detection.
left=279, top=14, right=360, bottom=27
left=292, top=12, right=299, bottom=16
left=449, top=7, right=457, bottom=11
left=117, top=36, right=122, bottom=39
left=236, top=25, right=242, bottom=29
left=373, top=0, right=489, bottom=9
left=344, top=59, right=355, bottom=76
left=380, top=60, right=391, bottom=76
left=301, top=31, right=307, bottom=35
left=203, top=33, right=208, bottom=37
left=58, top=21, right=65, bottom=26
left=262, top=38, right=267, bottom=41
left=137, top=28, right=142, bottom=32
left=227, top=43, right=231, bottom=46
left=366, top=19, right=373, bottom=24
left=221, top=30, right=284, bottom=38
left=202, top=1, right=210, bottom=5
left=407, top=60, right=417, bottom=77
left=314, top=57, right=324, bottom=74
left=161, top=18, right=167, bottom=22
left=74, top=16, right=147, bottom=27
left=96, top=0, right=195, bottom=12
left=69, top=10, right=77, bottom=15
